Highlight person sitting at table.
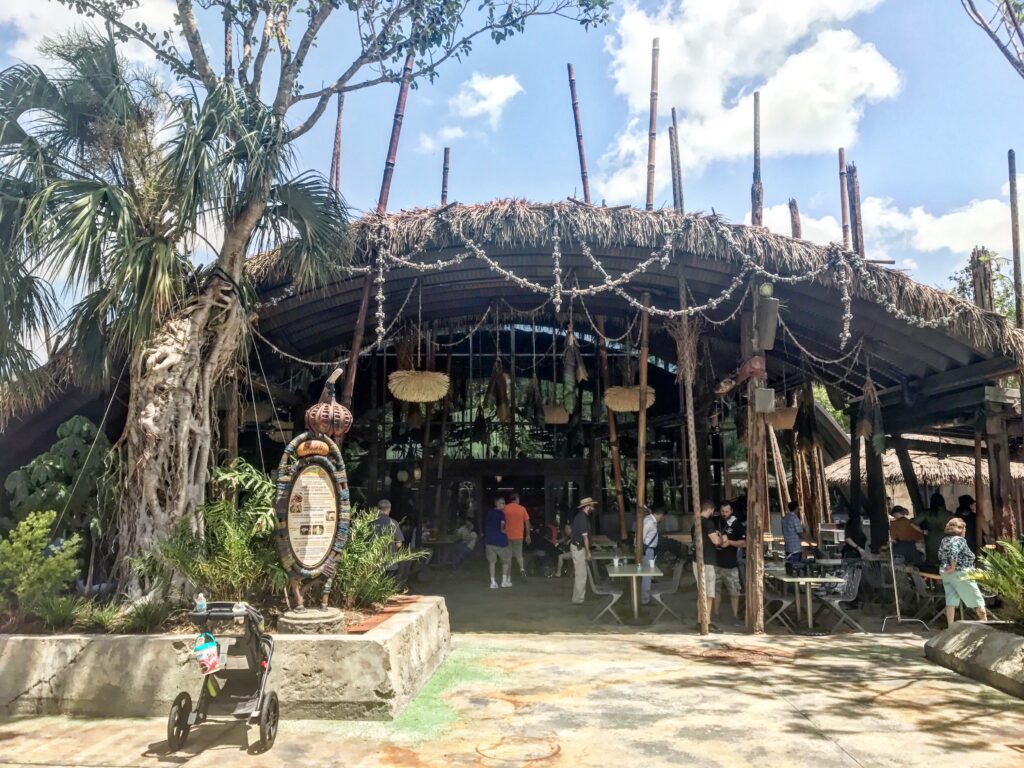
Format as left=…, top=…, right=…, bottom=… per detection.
left=889, top=505, right=924, bottom=566
left=714, top=502, right=744, bottom=623
left=841, top=512, right=867, bottom=560
left=451, top=517, right=478, bottom=568
left=781, top=501, right=805, bottom=566
left=937, top=516, right=987, bottom=627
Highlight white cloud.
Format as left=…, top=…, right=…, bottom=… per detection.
left=0, top=1, right=177, bottom=65
left=760, top=203, right=842, bottom=244
left=900, top=258, right=919, bottom=271
left=449, top=73, right=523, bottom=130
left=596, top=0, right=899, bottom=203
left=417, top=125, right=467, bottom=154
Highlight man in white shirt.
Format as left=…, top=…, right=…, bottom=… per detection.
left=641, top=506, right=667, bottom=605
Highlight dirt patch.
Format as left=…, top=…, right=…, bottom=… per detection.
left=347, top=596, right=421, bottom=634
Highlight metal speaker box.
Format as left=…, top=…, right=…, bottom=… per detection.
left=753, top=387, right=776, bottom=413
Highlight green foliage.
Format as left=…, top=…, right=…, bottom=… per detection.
left=970, top=539, right=1024, bottom=621
left=812, top=383, right=850, bottom=431
left=0, top=511, right=80, bottom=610
left=74, top=600, right=124, bottom=633
left=330, top=508, right=426, bottom=610
left=33, top=595, right=79, bottom=630
left=948, top=249, right=1017, bottom=319
left=137, top=459, right=286, bottom=601
left=4, top=416, right=117, bottom=536
left=122, top=600, right=172, bottom=633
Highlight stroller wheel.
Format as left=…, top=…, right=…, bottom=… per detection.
left=167, top=692, right=192, bottom=752
left=258, top=690, right=279, bottom=752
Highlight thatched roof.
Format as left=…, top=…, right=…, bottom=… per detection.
left=825, top=448, right=1024, bottom=487
left=248, top=200, right=1024, bottom=366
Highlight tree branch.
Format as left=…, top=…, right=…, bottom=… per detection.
left=176, top=0, right=220, bottom=89
left=251, top=9, right=275, bottom=97
left=963, top=0, right=1024, bottom=80
left=273, top=0, right=335, bottom=116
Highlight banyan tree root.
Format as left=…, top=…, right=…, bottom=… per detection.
left=117, top=279, right=244, bottom=595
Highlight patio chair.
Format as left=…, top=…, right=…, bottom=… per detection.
left=907, top=568, right=946, bottom=627
left=764, top=584, right=796, bottom=633
left=587, top=561, right=624, bottom=625
left=817, top=567, right=866, bottom=633
left=650, top=562, right=683, bottom=623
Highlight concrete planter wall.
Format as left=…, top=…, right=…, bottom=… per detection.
left=925, top=621, right=1024, bottom=700
left=0, top=595, right=449, bottom=720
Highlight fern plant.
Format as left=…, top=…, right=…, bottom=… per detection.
left=33, top=595, right=79, bottom=630
left=970, top=539, right=1024, bottom=622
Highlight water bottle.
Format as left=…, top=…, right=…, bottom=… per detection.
left=195, top=593, right=207, bottom=612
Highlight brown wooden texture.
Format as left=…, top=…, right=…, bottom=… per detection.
left=751, top=91, right=763, bottom=226
left=893, top=436, right=925, bottom=515
left=441, top=147, right=450, bottom=206
left=986, top=410, right=1019, bottom=540
left=635, top=292, right=652, bottom=563
left=670, top=107, right=684, bottom=213
left=788, top=198, right=801, bottom=239
left=839, top=148, right=851, bottom=249
left=645, top=40, right=659, bottom=211
left=597, top=316, right=628, bottom=540
left=865, top=440, right=888, bottom=550
left=971, top=247, right=995, bottom=311
left=567, top=63, right=591, bottom=205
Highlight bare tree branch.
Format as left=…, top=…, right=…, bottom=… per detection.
left=962, top=0, right=1024, bottom=81
left=175, top=0, right=220, bottom=88
left=273, top=0, right=335, bottom=116
left=251, top=9, right=275, bottom=97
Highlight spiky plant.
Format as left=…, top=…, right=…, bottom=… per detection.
left=970, top=539, right=1024, bottom=622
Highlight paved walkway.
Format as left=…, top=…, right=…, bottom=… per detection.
left=2, top=631, right=1022, bottom=768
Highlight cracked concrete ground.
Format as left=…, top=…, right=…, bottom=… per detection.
left=2, top=630, right=1022, bottom=768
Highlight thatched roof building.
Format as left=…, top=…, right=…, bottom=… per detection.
left=825, top=448, right=1024, bottom=488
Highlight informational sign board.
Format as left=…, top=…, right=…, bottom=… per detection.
left=286, top=465, right=339, bottom=570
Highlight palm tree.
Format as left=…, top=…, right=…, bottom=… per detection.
left=0, top=34, right=349, bottom=588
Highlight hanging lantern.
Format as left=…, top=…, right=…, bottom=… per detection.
left=388, top=369, right=450, bottom=403
left=543, top=404, right=570, bottom=424
left=305, top=371, right=353, bottom=440
left=396, top=469, right=410, bottom=483
left=604, top=385, right=656, bottom=413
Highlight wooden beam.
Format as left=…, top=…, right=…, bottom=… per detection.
left=839, top=148, right=851, bottom=250
left=893, top=436, right=926, bottom=516
left=645, top=39, right=659, bottom=211
left=865, top=440, right=887, bottom=551
left=751, top=91, right=763, bottom=226
left=788, top=198, right=801, bottom=239
left=986, top=410, right=1019, bottom=541
left=744, top=283, right=766, bottom=634
left=635, top=292, right=652, bottom=563
left=849, top=410, right=862, bottom=517
left=567, top=63, right=591, bottom=205
left=597, top=317, right=628, bottom=541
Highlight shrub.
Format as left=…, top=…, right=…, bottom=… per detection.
left=74, top=601, right=124, bottom=633
left=136, top=459, right=286, bottom=601
left=122, top=600, right=173, bottom=633
left=329, top=508, right=426, bottom=610
left=0, top=511, right=81, bottom=610
left=33, top=596, right=80, bottom=630
left=971, top=539, right=1024, bottom=621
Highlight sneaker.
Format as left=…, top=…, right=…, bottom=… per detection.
left=490, top=580, right=499, bottom=589
left=501, top=577, right=512, bottom=588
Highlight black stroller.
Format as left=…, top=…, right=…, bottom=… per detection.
left=167, top=602, right=278, bottom=753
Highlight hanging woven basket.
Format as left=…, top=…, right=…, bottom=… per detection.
left=544, top=404, right=570, bottom=425
left=388, top=370, right=451, bottom=403
left=766, top=406, right=798, bottom=430
left=604, top=385, right=656, bottom=413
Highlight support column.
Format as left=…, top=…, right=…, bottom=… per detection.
left=893, top=436, right=925, bottom=516
left=743, top=286, right=766, bottom=634
left=986, top=409, right=1018, bottom=540
left=865, top=440, right=887, bottom=552
left=849, top=408, right=862, bottom=517
left=220, top=372, right=239, bottom=465
left=597, top=317, right=628, bottom=541
left=635, top=293, right=652, bottom=564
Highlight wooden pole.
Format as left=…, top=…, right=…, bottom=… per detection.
left=788, top=198, right=802, bottom=239
left=341, top=53, right=414, bottom=406
left=220, top=373, right=239, bottom=463
left=768, top=427, right=790, bottom=507
left=645, top=39, right=659, bottom=211
left=744, top=281, right=766, bottom=633
left=597, top=317, right=628, bottom=540
left=635, top=293, right=652, bottom=563
left=839, top=148, right=851, bottom=249
left=814, top=443, right=831, bottom=526
left=975, top=428, right=990, bottom=544
left=847, top=163, right=866, bottom=258
left=790, top=431, right=807, bottom=519
left=865, top=439, right=887, bottom=551
left=330, top=93, right=345, bottom=193
left=751, top=91, right=763, bottom=226
left=441, top=147, right=450, bottom=206
left=669, top=125, right=680, bottom=212
left=567, top=63, right=591, bottom=205
left=671, top=107, right=684, bottom=213
left=1009, top=150, right=1022, bottom=328
left=849, top=415, right=862, bottom=516
left=986, top=410, right=1018, bottom=540
left=433, top=340, right=454, bottom=533
left=893, top=436, right=925, bottom=516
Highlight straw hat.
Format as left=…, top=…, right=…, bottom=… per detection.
left=578, top=497, right=599, bottom=509
left=604, top=385, right=656, bottom=413
left=387, top=370, right=451, bottom=403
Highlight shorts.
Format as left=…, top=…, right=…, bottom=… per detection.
left=508, top=539, right=524, bottom=561
left=717, top=567, right=741, bottom=597
left=941, top=570, right=984, bottom=609
left=693, top=562, right=716, bottom=599
left=485, top=544, right=510, bottom=565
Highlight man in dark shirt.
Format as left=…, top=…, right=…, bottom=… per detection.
left=715, top=501, right=744, bottom=622
left=484, top=497, right=511, bottom=589
left=692, top=501, right=722, bottom=623
left=570, top=498, right=596, bottom=604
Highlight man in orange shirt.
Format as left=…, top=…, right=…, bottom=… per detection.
left=503, top=492, right=532, bottom=579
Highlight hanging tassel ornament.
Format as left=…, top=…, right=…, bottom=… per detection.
left=856, top=371, right=885, bottom=456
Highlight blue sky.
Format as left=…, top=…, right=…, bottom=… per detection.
left=3, top=0, right=1024, bottom=290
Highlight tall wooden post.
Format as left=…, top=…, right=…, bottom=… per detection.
left=433, top=341, right=454, bottom=533
left=751, top=91, right=763, bottom=227
left=671, top=107, right=684, bottom=213
left=220, top=373, right=239, bottom=464
left=987, top=409, right=1018, bottom=540
left=330, top=93, right=344, bottom=193
left=669, top=125, right=680, bottom=212
left=893, top=436, right=925, bottom=515
left=597, top=317, right=628, bottom=540
left=635, top=293, right=652, bottom=563
left=839, top=148, right=851, bottom=249
left=768, top=427, right=790, bottom=508
left=645, top=39, right=659, bottom=211
left=441, top=147, right=450, bottom=205
left=1009, top=151, right=1022, bottom=328
left=341, top=52, right=414, bottom=406
left=567, top=63, right=591, bottom=205
left=788, top=198, right=802, bottom=239
left=367, top=348, right=380, bottom=503
left=847, top=163, right=866, bottom=258
left=849, top=407, right=862, bottom=517
left=744, top=286, right=766, bottom=633
left=865, top=438, right=887, bottom=551
left=974, top=428, right=990, bottom=544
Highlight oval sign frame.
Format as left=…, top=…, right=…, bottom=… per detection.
left=274, top=431, right=351, bottom=582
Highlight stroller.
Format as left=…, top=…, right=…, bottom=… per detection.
left=167, top=602, right=278, bottom=754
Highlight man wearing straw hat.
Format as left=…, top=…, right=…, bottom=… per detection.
left=570, top=498, right=597, bottom=604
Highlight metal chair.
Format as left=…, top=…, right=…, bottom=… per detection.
left=817, top=567, right=866, bottom=633
left=650, top=562, right=683, bottom=623
left=587, top=561, right=624, bottom=624
left=764, top=585, right=796, bottom=633
left=907, top=568, right=946, bottom=627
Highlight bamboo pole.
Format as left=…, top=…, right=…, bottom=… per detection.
left=597, top=317, right=628, bottom=540
left=975, top=429, right=989, bottom=544
left=645, top=39, right=659, bottom=211
left=635, top=293, right=652, bottom=562
left=744, top=388, right=766, bottom=633
left=847, top=163, right=866, bottom=258
left=751, top=91, right=763, bottom=226
left=768, top=427, right=790, bottom=507
left=221, top=373, right=239, bottom=463
left=441, top=147, right=450, bottom=206
left=341, top=53, right=414, bottom=406
left=669, top=125, right=680, bottom=212
left=567, top=63, right=591, bottom=205
left=330, top=94, right=345, bottom=193
left=671, top=107, right=684, bottom=213
left=788, top=198, right=802, bottom=239
left=1010, top=150, right=1022, bottom=328
left=839, top=148, right=851, bottom=249
left=433, top=339, right=454, bottom=533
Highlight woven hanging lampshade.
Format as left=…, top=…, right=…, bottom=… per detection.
left=604, top=385, right=656, bottom=413
left=543, top=404, right=570, bottom=425
left=388, top=369, right=451, bottom=403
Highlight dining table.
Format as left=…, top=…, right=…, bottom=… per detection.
left=765, top=568, right=845, bottom=630
left=605, top=563, right=663, bottom=620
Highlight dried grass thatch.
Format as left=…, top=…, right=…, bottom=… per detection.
left=824, top=448, right=1024, bottom=488
left=544, top=404, right=569, bottom=424
left=604, top=385, right=656, bottom=413
left=387, top=369, right=450, bottom=403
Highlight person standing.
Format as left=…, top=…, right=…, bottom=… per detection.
left=570, top=498, right=596, bottom=604
left=372, top=499, right=406, bottom=585
left=484, top=497, right=512, bottom=589
left=640, top=506, right=666, bottom=605
left=919, top=493, right=952, bottom=571
left=692, top=501, right=722, bottom=625
left=955, top=495, right=978, bottom=552
left=502, top=492, right=531, bottom=579
left=889, top=505, right=924, bottom=566
left=780, top=501, right=804, bottom=566
left=714, top=501, right=744, bottom=622
left=937, top=516, right=987, bottom=627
